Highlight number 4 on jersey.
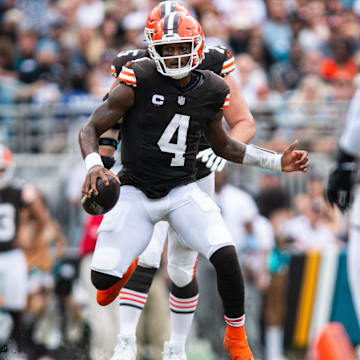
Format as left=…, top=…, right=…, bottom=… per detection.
left=157, top=114, right=190, bottom=167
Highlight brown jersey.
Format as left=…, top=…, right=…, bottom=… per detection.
left=112, top=45, right=235, bottom=180
left=117, top=58, right=229, bottom=199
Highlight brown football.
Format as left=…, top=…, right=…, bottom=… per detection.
left=81, top=175, right=120, bottom=215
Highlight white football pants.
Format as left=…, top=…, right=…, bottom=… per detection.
left=92, top=179, right=234, bottom=280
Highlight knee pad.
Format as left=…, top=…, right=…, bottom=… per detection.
left=168, top=262, right=194, bottom=288
left=91, top=270, right=120, bottom=290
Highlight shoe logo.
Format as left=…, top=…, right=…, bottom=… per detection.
left=152, top=94, right=164, bottom=106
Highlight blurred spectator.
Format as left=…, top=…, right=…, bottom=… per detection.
left=234, top=54, right=268, bottom=108
left=88, top=49, right=117, bottom=99
left=14, top=29, right=39, bottom=84
left=270, top=40, right=304, bottom=92
left=298, top=1, right=330, bottom=52
left=76, top=0, right=105, bottom=29
left=330, top=69, right=356, bottom=101
left=263, top=0, right=292, bottom=63
left=201, top=10, right=229, bottom=47
left=320, top=35, right=357, bottom=81
left=121, top=10, right=148, bottom=49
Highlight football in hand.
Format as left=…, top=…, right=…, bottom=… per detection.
left=81, top=175, right=120, bottom=215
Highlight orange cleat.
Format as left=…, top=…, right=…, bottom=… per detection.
left=223, top=325, right=255, bottom=360
left=96, top=258, right=139, bottom=306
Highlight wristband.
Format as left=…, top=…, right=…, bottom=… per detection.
left=243, top=144, right=282, bottom=172
left=85, top=152, right=104, bottom=172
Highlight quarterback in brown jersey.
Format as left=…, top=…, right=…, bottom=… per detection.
left=79, top=13, right=308, bottom=360
left=97, top=3, right=257, bottom=359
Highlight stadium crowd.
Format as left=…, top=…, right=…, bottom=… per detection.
left=0, top=0, right=360, bottom=359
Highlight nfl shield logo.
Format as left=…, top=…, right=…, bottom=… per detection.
left=177, top=96, right=186, bottom=106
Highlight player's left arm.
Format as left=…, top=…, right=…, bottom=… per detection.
left=196, top=75, right=256, bottom=172
left=203, top=111, right=309, bottom=173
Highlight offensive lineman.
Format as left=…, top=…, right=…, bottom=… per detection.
left=79, top=13, right=309, bottom=360
left=98, top=2, right=256, bottom=358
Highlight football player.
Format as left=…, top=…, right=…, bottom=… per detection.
left=79, top=13, right=309, bottom=360
left=97, top=2, right=256, bottom=359
left=0, top=145, right=47, bottom=355
left=327, top=88, right=360, bottom=328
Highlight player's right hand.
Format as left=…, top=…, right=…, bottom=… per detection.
left=82, top=165, right=120, bottom=197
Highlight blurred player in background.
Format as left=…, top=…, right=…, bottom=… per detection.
left=97, top=2, right=256, bottom=359
left=0, top=144, right=47, bottom=358
left=327, top=88, right=360, bottom=327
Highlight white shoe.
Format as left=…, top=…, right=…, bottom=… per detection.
left=162, top=342, right=187, bottom=360
left=110, top=335, right=136, bottom=360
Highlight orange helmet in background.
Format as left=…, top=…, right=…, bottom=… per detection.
left=144, top=1, right=191, bottom=43
left=0, top=144, right=14, bottom=189
left=149, top=12, right=204, bottom=79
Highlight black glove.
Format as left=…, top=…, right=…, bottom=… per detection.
left=326, top=148, right=356, bottom=212
left=101, top=156, right=116, bottom=170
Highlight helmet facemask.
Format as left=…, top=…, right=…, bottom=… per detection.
left=149, top=35, right=203, bottom=79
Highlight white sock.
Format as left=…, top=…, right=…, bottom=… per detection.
left=118, top=288, right=148, bottom=335
left=169, top=312, right=194, bottom=351
left=119, top=306, right=142, bottom=336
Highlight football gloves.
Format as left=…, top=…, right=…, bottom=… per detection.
left=326, top=148, right=357, bottom=212
left=196, top=148, right=227, bottom=172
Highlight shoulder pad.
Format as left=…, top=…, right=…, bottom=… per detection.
left=112, top=49, right=149, bottom=78
left=201, top=45, right=236, bottom=77
left=118, top=58, right=155, bottom=87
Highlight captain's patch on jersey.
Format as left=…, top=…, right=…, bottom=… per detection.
left=221, top=57, right=236, bottom=76
left=118, top=66, right=137, bottom=86
left=221, top=93, right=230, bottom=109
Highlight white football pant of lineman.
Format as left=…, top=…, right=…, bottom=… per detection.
left=91, top=176, right=234, bottom=288
left=348, top=186, right=360, bottom=325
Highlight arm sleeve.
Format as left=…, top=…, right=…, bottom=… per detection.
left=339, top=89, right=360, bottom=157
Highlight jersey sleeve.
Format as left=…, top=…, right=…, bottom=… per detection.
left=111, top=49, right=148, bottom=79
left=118, top=64, right=137, bottom=87
left=117, top=58, right=156, bottom=89
left=220, top=49, right=236, bottom=76
left=201, top=45, right=236, bottom=77
left=221, top=93, right=230, bottom=110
